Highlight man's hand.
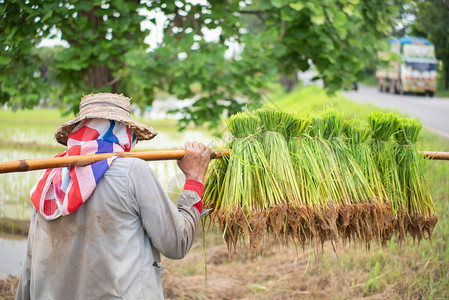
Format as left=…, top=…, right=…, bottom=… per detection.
left=177, top=142, right=213, bottom=184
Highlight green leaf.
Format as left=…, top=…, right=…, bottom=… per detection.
left=334, top=11, right=348, bottom=27
left=77, top=1, right=93, bottom=11
left=41, top=10, right=53, bottom=22
left=311, top=14, right=325, bottom=25
left=0, top=56, right=12, bottom=65
left=270, top=0, right=286, bottom=8
left=280, top=9, right=294, bottom=21
left=289, top=2, right=305, bottom=11
left=99, top=52, right=109, bottom=61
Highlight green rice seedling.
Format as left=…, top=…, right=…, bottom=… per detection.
left=308, top=114, right=347, bottom=207
left=368, top=112, right=403, bottom=209
left=287, top=113, right=345, bottom=244
left=285, top=115, right=324, bottom=245
left=344, top=118, right=393, bottom=244
left=255, top=107, right=302, bottom=205
left=285, top=115, right=313, bottom=204
left=323, top=110, right=375, bottom=204
left=394, top=118, right=438, bottom=241
left=344, top=118, right=386, bottom=202
left=202, top=147, right=230, bottom=212
left=205, top=111, right=283, bottom=251
left=368, top=111, right=404, bottom=241
left=322, top=110, right=382, bottom=245
left=255, top=107, right=305, bottom=243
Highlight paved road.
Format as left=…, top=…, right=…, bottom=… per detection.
left=343, top=86, right=449, bottom=138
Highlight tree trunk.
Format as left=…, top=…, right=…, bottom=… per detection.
left=78, top=9, right=120, bottom=93
left=280, top=72, right=299, bottom=92
left=85, top=65, right=118, bottom=93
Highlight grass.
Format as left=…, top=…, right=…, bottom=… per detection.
left=271, top=85, right=378, bottom=118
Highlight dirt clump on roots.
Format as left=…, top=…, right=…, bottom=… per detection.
left=404, top=214, right=439, bottom=243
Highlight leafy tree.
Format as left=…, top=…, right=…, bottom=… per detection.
left=1, top=0, right=404, bottom=127
left=413, top=0, right=449, bottom=90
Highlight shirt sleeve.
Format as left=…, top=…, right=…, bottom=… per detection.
left=183, top=179, right=204, bottom=212
left=128, top=159, right=201, bottom=260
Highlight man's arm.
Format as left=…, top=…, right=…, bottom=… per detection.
left=129, top=142, right=211, bottom=259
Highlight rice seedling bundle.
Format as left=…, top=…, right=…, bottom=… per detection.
left=344, top=119, right=386, bottom=203
left=204, top=111, right=282, bottom=250
left=202, top=151, right=229, bottom=212
left=323, top=110, right=375, bottom=204
left=320, top=110, right=383, bottom=244
left=281, top=115, right=319, bottom=246
left=291, top=114, right=345, bottom=243
left=368, top=112, right=403, bottom=216
left=344, top=118, right=394, bottom=244
left=286, top=114, right=343, bottom=245
left=394, top=118, right=438, bottom=241
left=285, top=115, right=313, bottom=204
left=254, top=108, right=307, bottom=243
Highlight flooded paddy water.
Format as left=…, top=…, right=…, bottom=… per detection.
left=0, top=236, right=27, bottom=280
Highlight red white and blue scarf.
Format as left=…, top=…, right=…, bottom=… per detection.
left=31, top=119, right=137, bottom=220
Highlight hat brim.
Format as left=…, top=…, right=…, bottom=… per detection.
left=54, top=115, right=158, bottom=146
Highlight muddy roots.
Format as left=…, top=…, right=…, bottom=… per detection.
left=206, top=202, right=438, bottom=253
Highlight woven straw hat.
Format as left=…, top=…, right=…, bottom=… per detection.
left=54, top=93, right=158, bottom=146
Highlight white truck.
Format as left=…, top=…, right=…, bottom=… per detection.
left=376, top=36, right=437, bottom=97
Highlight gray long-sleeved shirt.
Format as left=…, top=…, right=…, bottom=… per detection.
left=15, top=157, right=201, bottom=300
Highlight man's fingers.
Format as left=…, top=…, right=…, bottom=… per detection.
left=184, top=141, right=193, bottom=152
left=183, top=141, right=213, bottom=159
left=199, top=143, right=213, bottom=158
left=197, top=142, right=206, bottom=152
left=192, top=142, right=201, bottom=152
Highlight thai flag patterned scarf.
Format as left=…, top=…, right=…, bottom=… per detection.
left=30, top=119, right=137, bottom=220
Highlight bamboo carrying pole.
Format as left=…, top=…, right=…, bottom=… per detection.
left=0, top=149, right=231, bottom=174
left=0, top=149, right=446, bottom=174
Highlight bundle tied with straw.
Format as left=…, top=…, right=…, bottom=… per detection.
left=344, top=118, right=394, bottom=245
left=255, top=107, right=303, bottom=243
left=286, top=114, right=331, bottom=246
left=368, top=111, right=405, bottom=240
left=321, top=110, right=384, bottom=245
left=204, top=111, right=280, bottom=251
left=394, top=118, right=438, bottom=241
left=290, top=113, right=344, bottom=244
left=285, top=115, right=312, bottom=205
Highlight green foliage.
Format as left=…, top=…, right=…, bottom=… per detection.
left=1, top=0, right=406, bottom=127
left=413, top=0, right=449, bottom=90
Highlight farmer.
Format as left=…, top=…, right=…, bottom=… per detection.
left=15, top=93, right=213, bottom=299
